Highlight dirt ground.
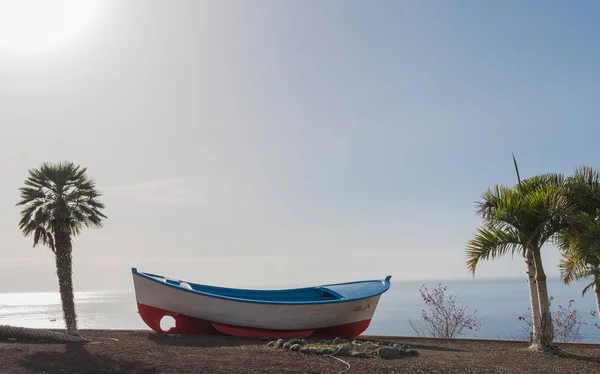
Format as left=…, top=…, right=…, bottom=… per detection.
left=1, top=330, right=600, bottom=373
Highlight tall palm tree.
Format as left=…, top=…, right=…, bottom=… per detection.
left=16, top=162, right=107, bottom=336
left=556, top=166, right=600, bottom=318
left=466, top=174, right=572, bottom=350
left=467, top=184, right=541, bottom=344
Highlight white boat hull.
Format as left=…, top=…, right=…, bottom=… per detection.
left=133, top=273, right=382, bottom=332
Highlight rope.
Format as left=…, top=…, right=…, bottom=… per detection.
left=94, top=337, right=119, bottom=341
left=324, top=346, right=351, bottom=374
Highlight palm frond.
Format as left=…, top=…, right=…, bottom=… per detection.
left=513, top=153, right=522, bottom=187
left=33, top=226, right=42, bottom=247
left=468, top=165, right=577, bottom=280
left=565, top=165, right=600, bottom=216
left=466, top=225, right=523, bottom=275
left=33, top=226, right=55, bottom=252
left=475, top=184, right=521, bottom=224
left=582, top=281, right=595, bottom=297
left=16, top=161, right=107, bottom=251
left=559, top=250, right=590, bottom=284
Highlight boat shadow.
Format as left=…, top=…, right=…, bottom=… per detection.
left=19, top=343, right=159, bottom=374
left=147, top=333, right=267, bottom=348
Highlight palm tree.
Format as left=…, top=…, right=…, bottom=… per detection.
left=16, top=161, right=107, bottom=336
left=467, top=185, right=541, bottom=344
left=555, top=166, right=600, bottom=318
left=466, top=174, right=572, bottom=350
left=559, top=242, right=600, bottom=318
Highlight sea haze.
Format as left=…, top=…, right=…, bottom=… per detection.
left=0, top=277, right=598, bottom=342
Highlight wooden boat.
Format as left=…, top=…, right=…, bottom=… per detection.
left=131, top=268, right=391, bottom=339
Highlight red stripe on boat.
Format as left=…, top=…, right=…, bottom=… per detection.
left=137, top=303, right=371, bottom=339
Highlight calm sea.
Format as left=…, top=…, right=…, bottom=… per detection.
left=1, top=278, right=598, bottom=342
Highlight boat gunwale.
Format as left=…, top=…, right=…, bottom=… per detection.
left=132, top=268, right=391, bottom=306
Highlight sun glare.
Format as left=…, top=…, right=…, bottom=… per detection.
left=0, top=0, right=103, bottom=54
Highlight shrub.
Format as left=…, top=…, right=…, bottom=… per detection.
left=518, top=296, right=599, bottom=342
left=409, top=284, right=481, bottom=338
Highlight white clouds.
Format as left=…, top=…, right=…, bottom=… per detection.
left=103, top=178, right=204, bottom=205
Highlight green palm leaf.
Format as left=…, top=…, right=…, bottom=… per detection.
left=582, top=281, right=596, bottom=297
left=466, top=225, right=523, bottom=274
left=17, top=161, right=107, bottom=240
left=555, top=165, right=600, bottom=300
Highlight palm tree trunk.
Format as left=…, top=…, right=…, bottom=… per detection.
left=594, top=275, right=600, bottom=320
left=0, top=325, right=87, bottom=342
left=525, top=248, right=541, bottom=344
left=532, top=248, right=554, bottom=349
left=54, top=229, right=79, bottom=336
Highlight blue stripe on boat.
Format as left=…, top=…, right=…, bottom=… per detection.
left=131, top=268, right=391, bottom=305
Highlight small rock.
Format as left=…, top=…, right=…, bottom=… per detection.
left=406, top=349, right=420, bottom=357
left=267, top=341, right=277, bottom=348
left=283, top=342, right=292, bottom=349
left=335, top=347, right=351, bottom=356
left=376, top=347, right=407, bottom=359
left=299, top=347, right=310, bottom=354
left=351, top=340, right=361, bottom=346
left=275, top=340, right=285, bottom=349
left=288, top=339, right=303, bottom=345
left=333, top=337, right=343, bottom=345
left=321, top=348, right=334, bottom=355
left=290, top=344, right=301, bottom=351
left=300, top=339, right=307, bottom=345
left=309, top=348, right=319, bottom=354
left=350, top=351, right=369, bottom=358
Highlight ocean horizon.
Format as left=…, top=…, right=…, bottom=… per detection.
left=1, top=277, right=598, bottom=343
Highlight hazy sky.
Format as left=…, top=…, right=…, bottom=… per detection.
left=1, top=1, right=599, bottom=292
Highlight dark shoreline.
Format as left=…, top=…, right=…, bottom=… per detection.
left=1, top=330, right=599, bottom=373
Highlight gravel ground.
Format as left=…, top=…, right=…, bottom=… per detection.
left=0, top=330, right=599, bottom=373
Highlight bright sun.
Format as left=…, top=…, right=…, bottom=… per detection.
left=0, top=0, right=103, bottom=54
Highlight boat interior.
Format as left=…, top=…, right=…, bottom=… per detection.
left=133, top=268, right=391, bottom=303
left=155, top=275, right=343, bottom=301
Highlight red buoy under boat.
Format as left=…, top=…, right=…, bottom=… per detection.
left=131, top=268, right=391, bottom=339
